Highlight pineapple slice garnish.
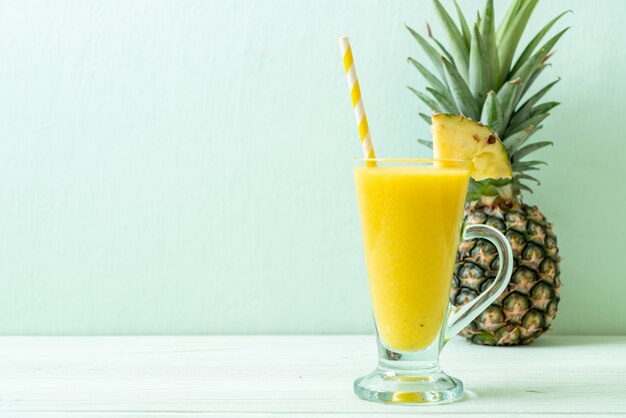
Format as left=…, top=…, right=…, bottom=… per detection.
left=431, top=113, right=513, bottom=181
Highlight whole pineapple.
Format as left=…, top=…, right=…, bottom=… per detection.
left=407, top=0, right=566, bottom=345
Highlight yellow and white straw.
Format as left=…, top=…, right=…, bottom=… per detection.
left=339, top=36, right=376, bottom=160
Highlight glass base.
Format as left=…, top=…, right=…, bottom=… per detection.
left=354, top=368, right=464, bottom=405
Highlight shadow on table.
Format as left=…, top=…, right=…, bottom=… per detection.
left=451, top=387, right=571, bottom=405
left=464, top=387, right=555, bottom=399
left=463, top=386, right=567, bottom=411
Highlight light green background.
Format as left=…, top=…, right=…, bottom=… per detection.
left=0, top=0, right=623, bottom=335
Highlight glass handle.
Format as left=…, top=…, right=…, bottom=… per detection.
left=444, top=224, right=513, bottom=341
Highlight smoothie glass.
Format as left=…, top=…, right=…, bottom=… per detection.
left=353, top=158, right=513, bottom=404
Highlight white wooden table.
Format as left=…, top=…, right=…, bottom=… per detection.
left=0, top=335, right=624, bottom=417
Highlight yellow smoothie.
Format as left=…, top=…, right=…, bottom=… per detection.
left=354, top=164, right=470, bottom=352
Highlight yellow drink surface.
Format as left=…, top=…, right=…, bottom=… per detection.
left=354, top=165, right=470, bottom=351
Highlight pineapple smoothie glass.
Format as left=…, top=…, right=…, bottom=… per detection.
left=353, top=158, right=513, bottom=404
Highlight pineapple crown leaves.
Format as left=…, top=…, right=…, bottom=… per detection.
left=407, top=0, right=570, bottom=200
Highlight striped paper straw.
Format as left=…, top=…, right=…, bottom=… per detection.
left=339, top=36, right=376, bottom=162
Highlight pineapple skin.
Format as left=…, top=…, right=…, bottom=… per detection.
left=452, top=199, right=561, bottom=345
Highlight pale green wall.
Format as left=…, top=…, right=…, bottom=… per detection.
left=0, top=0, right=623, bottom=335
